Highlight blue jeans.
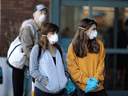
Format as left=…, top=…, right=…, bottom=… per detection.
left=23, top=66, right=32, bottom=96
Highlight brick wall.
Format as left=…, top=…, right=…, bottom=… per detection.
left=1, top=0, right=50, bottom=57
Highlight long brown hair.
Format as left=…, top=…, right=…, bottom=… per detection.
left=37, top=23, right=62, bottom=55
left=72, top=18, right=100, bottom=58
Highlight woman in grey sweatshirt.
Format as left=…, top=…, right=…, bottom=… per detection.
left=30, top=23, right=68, bottom=96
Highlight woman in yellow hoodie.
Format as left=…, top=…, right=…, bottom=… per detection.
left=67, top=18, right=108, bottom=96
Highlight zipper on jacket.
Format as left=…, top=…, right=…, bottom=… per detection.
left=55, top=66, right=60, bottom=91
left=49, top=49, right=61, bottom=91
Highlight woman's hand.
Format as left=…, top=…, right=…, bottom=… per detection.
left=85, top=77, right=99, bottom=93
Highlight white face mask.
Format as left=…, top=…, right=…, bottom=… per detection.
left=48, top=34, right=58, bottom=44
left=39, top=14, right=46, bottom=23
left=88, top=30, right=98, bottom=40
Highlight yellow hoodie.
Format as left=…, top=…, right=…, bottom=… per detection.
left=67, top=39, right=105, bottom=92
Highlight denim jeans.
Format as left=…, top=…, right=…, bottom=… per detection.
left=23, top=66, right=32, bottom=96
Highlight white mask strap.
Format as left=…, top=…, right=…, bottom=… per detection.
left=42, top=35, right=47, bottom=37
left=79, top=27, right=87, bottom=30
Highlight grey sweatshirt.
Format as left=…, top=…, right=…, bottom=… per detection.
left=29, top=45, right=68, bottom=94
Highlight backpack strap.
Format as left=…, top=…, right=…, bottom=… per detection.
left=65, top=71, right=83, bottom=96
left=8, top=44, right=21, bottom=59
left=59, top=48, right=83, bottom=95
left=38, top=45, right=42, bottom=61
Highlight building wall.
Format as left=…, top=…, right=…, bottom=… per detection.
left=1, top=0, right=50, bottom=57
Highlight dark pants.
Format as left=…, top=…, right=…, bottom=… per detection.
left=82, top=89, right=108, bottom=96
left=34, top=87, right=65, bottom=96
left=12, top=67, right=24, bottom=96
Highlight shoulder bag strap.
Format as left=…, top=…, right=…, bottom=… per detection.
left=65, top=71, right=83, bottom=96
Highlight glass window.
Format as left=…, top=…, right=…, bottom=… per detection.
left=60, top=6, right=89, bottom=52
left=117, top=8, right=128, bottom=49
left=105, top=53, right=128, bottom=90
left=60, top=6, right=89, bottom=38
left=92, top=7, right=115, bottom=48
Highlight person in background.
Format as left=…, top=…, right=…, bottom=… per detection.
left=19, top=4, right=48, bottom=96
left=30, top=23, right=68, bottom=96
left=67, top=18, right=108, bottom=96
left=117, top=19, right=128, bottom=90
left=61, top=27, right=71, bottom=38
left=12, top=18, right=34, bottom=96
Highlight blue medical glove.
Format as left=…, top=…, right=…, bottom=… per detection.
left=86, top=77, right=91, bottom=85
left=85, top=84, right=91, bottom=93
left=85, top=81, right=97, bottom=93
left=88, top=78, right=99, bottom=87
left=91, top=78, right=99, bottom=88
left=85, top=78, right=99, bottom=93
left=90, top=80, right=99, bottom=89
left=91, top=78, right=98, bottom=83
left=85, top=78, right=94, bottom=93
left=85, top=81, right=99, bottom=93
